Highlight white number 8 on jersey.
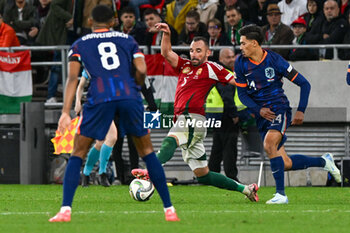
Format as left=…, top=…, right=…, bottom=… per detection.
left=98, top=42, right=120, bottom=70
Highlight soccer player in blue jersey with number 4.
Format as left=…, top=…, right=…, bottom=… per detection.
left=49, top=5, right=179, bottom=222
left=234, top=25, right=341, bottom=204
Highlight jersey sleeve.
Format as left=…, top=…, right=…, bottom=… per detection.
left=82, top=69, right=89, bottom=80
left=233, top=57, right=248, bottom=88
left=234, top=57, right=261, bottom=116
left=207, top=62, right=233, bottom=83
left=274, top=53, right=311, bottom=112
left=174, top=56, right=188, bottom=73
left=129, top=37, right=144, bottom=59
left=68, top=42, right=82, bottom=63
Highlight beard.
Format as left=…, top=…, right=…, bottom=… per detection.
left=191, top=58, right=201, bottom=66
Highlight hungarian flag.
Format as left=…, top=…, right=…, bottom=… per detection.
left=0, top=50, right=32, bottom=114
left=51, top=117, right=80, bottom=155
left=145, top=53, right=178, bottom=115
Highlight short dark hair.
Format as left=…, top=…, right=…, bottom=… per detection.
left=120, top=6, right=136, bottom=17
left=143, top=8, right=161, bottom=18
left=192, top=36, right=209, bottom=47
left=186, top=9, right=200, bottom=22
left=92, top=5, right=114, bottom=23
left=238, top=25, right=264, bottom=45
left=226, top=6, right=241, bottom=14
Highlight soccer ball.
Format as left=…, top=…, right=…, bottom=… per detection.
left=129, top=178, right=155, bottom=201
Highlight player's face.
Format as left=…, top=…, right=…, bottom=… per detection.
left=144, top=13, right=161, bottom=29
left=239, top=36, right=256, bottom=58
left=190, top=40, right=210, bottom=66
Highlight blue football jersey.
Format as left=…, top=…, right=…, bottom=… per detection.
left=69, top=29, right=143, bottom=105
left=234, top=50, right=294, bottom=113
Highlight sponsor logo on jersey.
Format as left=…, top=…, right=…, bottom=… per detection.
left=182, top=67, right=191, bottom=74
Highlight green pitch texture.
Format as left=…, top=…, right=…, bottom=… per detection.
left=0, top=185, right=349, bottom=233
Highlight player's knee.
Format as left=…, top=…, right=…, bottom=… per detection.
left=104, top=136, right=117, bottom=147
left=94, top=140, right=103, bottom=150
left=263, top=140, right=278, bottom=156
left=193, top=166, right=209, bottom=178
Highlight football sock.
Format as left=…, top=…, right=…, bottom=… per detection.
left=197, top=171, right=245, bottom=192
left=270, top=156, right=285, bottom=196
left=83, top=147, right=100, bottom=176
left=98, top=144, right=113, bottom=174
left=62, top=156, right=83, bottom=207
left=156, top=137, right=177, bottom=164
left=142, top=152, right=172, bottom=208
left=290, top=154, right=326, bottom=170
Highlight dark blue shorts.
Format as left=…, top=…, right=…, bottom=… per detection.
left=256, top=108, right=291, bottom=150
left=79, top=98, right=148, bottom=140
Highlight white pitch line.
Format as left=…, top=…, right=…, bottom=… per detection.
left=1, top=209, right=350, bottom=216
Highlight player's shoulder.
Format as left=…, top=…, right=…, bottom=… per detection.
left=235, top=53, right=249, bottom=66
left=205, top=61, right=226, bottom=71
left=265, top=49, right=285, bottom=62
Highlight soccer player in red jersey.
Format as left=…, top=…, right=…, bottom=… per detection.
left=132, top=23, right=259, bottom=202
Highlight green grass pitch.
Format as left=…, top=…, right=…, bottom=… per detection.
left=0, top=185, right=349, bottom=233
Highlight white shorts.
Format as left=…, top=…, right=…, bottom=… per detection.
left=168, top=113, right=207, bottom=170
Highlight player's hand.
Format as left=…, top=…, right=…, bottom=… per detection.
left=291, top=111, right=304, bottom=125
left=232, top=117, right=239, bottom=124
left=58, top=112, right=71, bottom=135
left=154, top=23, right=170, bottom=34
left=260, top=107, right=276, bottom=122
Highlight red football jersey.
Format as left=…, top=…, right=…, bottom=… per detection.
left=173, top=57, right=234, bottom=117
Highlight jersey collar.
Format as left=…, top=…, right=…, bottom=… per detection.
left=93, top=28, right=110, bottom=33
left=248, top=49, right=267, bottom=65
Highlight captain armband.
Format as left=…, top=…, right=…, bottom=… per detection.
left=285, top=67, right=298, bottom=82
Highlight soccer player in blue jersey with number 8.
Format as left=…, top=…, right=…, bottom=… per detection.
left=49, top=5, right=179, bottom=222
left=234, top=25, right=341, bottom=204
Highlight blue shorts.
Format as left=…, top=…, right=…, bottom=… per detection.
left=79, top=98, right=148, bottom=140
left=256, top=108, right=291, bottom=150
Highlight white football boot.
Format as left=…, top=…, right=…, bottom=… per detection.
left=322, top=153, right=341, bottom=183
left=266, top=193, right=289, bottom=204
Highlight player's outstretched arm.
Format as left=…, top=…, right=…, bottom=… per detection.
left=58, top=61, right=80, bottom=134
left=155, top=23, right=179, bottom=68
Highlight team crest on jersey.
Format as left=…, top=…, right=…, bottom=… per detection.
left=265, top=67, right=275, bottom=79
left=196, top=68, right=203, bottom=76
left=182, top=67, right=191, bottom=74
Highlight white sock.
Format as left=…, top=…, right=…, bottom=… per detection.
left=242, top=186, right=250, bottom=195
left=60, top=206, right=72, bottom=213
left=164, top=206, right=175, bottom=213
